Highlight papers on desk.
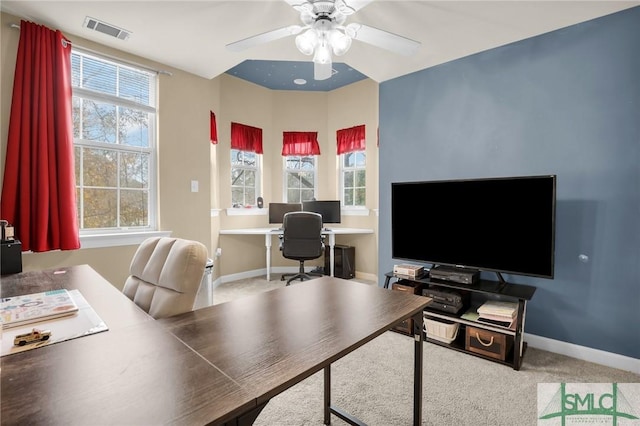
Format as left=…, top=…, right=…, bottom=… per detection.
left=1, top=289, right=79, bottom=328
left=1, top=289, right=108, bottom=357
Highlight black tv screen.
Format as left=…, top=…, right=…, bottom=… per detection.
left=391, top=175, right=556, bottom=278
left=268, top=203, right=301, bottom=224
left=302, top=200, right=341, bottom=224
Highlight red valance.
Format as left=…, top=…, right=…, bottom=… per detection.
left=282, top=131, right=321, bottom=156
left=231, top=122, right=263, bottom=154
left=336, top=124, right=366, bottom=154
left=210, top=111, right=218, bottom=144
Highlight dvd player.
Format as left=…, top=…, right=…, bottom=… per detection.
left=422, top=287, right=465, bottom=305
left=430, top=265, right=479, bottom=285
left=422, top=287, right=468, bottom=315
left=424, top=300, right=464, bottom=315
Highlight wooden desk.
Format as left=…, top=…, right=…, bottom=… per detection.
left=0, top=265, right=255, bottom=425
left=0, top=265, right=152, bottom=331
left=2, top=266, right=430, bottom=425
left=220, top=227, right=374, bottom=280
left=160, top=276, right=430, bottom=425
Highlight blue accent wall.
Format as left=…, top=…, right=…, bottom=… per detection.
left=378, top=7, right=640, bottom=358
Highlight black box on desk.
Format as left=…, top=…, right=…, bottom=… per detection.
left=1, top=240, right=23, bottom=275
left=324, top=245, right=355, bottom=279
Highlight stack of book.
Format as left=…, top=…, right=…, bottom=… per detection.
left=476, top=300, right=518, bottom=329
left=1, top=289, right=79, bottom=329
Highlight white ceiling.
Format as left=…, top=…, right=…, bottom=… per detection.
left=2, top=1, right=638, bottom=83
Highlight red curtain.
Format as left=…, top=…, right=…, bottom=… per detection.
left=231, top=122, right=263, bottom=153
left=210, top=111, right=218, bottom=144
left=281, top=131, right=321, bottom=156
left=336, top=124, right=366, bottom=154
left=0, top=20, right=79, bottom=252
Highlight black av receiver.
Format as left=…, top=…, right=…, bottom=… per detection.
left=422, top=287, right=468, bottom=315
left=429, top=265, right=479, bottom=285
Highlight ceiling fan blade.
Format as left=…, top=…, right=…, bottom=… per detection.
left=283, top=0, right=313, bottom=12
left=226, top=25, right=302, bottom=52
left=314, top=60, right=332, bottom=80
left=282, top=0, right=373, bottom=14
left=335, top=0, right=375, bottom=15
left=350, top=23, right=420, bottom=56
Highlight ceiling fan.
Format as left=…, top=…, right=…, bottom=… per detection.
left=225, top=0, right=421, bottom=80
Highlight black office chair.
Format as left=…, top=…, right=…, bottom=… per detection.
left=279, top=211, right=325, bottom=285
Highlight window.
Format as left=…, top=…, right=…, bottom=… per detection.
left=337, top=125, right=366, bottom=208
left=230, top=122, right=263, bottom=208
left=341, top=151, right=366, bottom=207
left=71, top=50, right=157, bottom=233
left=284, top=155, right=317, bottom=203
left=231, top=149, right=260, bottom=207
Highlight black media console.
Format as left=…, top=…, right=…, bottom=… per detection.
left=384, top=271, right=536, bottom=370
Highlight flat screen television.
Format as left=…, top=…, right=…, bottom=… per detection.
left=391, top=175, right=556, bottom=279
left=268, top=202, right=302, bottom=224
left=302, top=200, right=341, bottom=224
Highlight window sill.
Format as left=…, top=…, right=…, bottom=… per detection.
left=226, top=208, right=267, bottom=216
left=80, top=230, right=171, bottom=249
left=342, top=207, right=370, bottom=217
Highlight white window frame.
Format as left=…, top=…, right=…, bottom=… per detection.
left=72, top=49, right=160, bottom=246
left=231, top=148, right=261, bottom=208
left=340, top=150, right=367, bottom=209
left=283, top=155, right=318, bottom=203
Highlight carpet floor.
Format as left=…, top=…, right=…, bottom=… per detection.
left=196, top=275, right=639, bottom=425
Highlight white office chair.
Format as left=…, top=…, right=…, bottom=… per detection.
left=122, top=236, right=208, bottom=319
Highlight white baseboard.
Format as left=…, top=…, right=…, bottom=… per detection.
left=525, top=333, right=640, bottom=374
left=218, top=268, right=378, bottom=284
left=355, top=271, right=377, bottom=282
left=217, top=267, right=318, bottom=284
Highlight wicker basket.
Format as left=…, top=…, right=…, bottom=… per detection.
left=424, top=317, right=459, bottom=344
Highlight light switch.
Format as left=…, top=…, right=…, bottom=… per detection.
left=191, top=180, right=199, bottom=192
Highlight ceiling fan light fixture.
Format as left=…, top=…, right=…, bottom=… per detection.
left=330, top=30, right=351, bottom=56
left=313, top=44, right=332, bottom=65
left=344, top=23, right=361, bottom=39
left=226, top=0, right=422, bottom=81
left=295, top=29, right=317, bottom=55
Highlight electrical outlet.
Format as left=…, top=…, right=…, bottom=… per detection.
left=191, top=180, right=199, bottom=192
left=216, top=248, right=222, bottom=257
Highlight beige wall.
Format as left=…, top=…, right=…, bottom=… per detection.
left=216, top=76, right=379, bottom=279
left=1, top=12, right=215, bottom=288
left=1, top=11, right=379, bottom=287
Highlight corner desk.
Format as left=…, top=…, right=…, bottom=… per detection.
left=219, top=227, right=374, bottom=280
left=1, top=265, right=429, bottom=425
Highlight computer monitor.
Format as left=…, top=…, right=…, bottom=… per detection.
left=302, top=200, right=341, bottom=224
left=268, top=203, right=302, bottom=224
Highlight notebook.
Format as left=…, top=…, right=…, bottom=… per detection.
left=1, top=289, right=79, bottom=329
left=476, top=300, right=518, bottom=318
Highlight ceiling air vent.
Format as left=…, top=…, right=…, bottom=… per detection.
left=83, top=16, right=131, bottom=40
